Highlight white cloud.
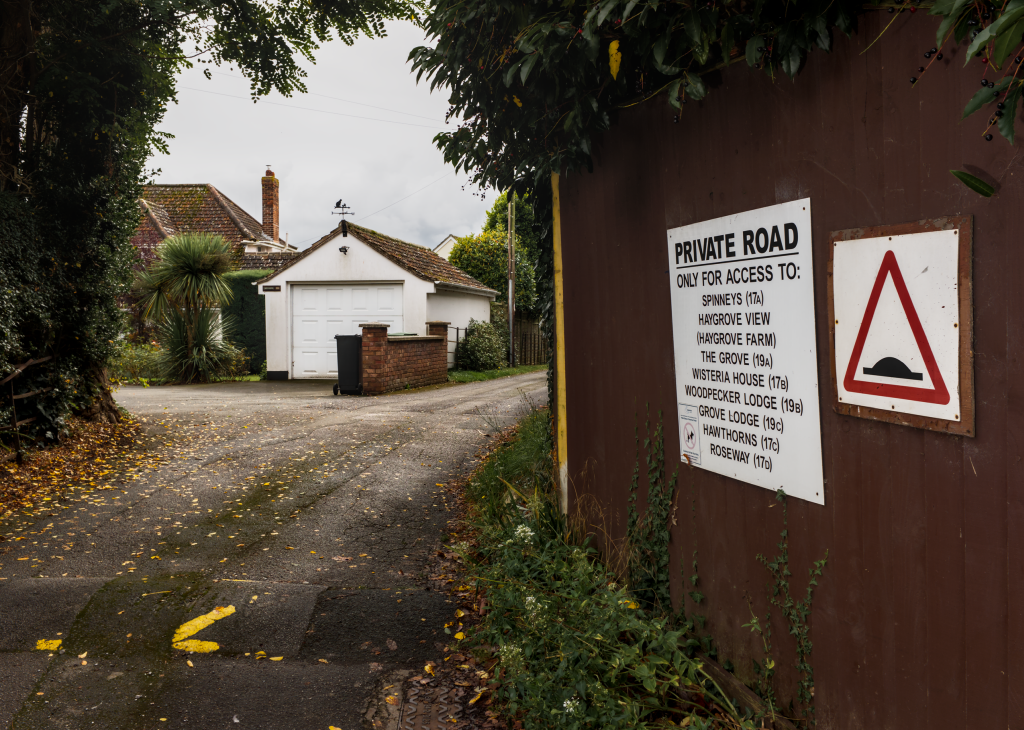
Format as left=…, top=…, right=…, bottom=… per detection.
left=150, top=21, right=490, bottom=251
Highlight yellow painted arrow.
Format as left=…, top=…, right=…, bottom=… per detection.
left=171, top=605, right=235, bottom=653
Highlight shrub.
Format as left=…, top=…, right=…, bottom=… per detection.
left=459, top=410, right=756, bottom=730
left=455, top=319, right=506, bottom=371
left=108, top=341, right=162, bottom=385
left=135, top=233, right=236, bottom=383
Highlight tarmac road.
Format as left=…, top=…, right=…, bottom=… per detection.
left=0, top=373, right=546, bottom=730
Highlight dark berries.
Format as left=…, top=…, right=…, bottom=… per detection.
left=918, top=66, right=925, bottom=72
left=985, top=133, right=994, bottom=140
left=982, top=78, right=990, bottom=86
left=996, top=110, right=1004, bottom=116
left=888, top=6, right=894, bottom=12
left=930, top=47, right=937, bottom=53
left=937, top=53, right=943, bottom=60
left=911, top=77, right=918, bottom=83
left=998, top=102, right=1006, bottom=109
left=925, top=52, right=932, bottom=58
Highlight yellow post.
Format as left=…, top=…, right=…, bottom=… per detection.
left=552, top=173, right=569, bottom=513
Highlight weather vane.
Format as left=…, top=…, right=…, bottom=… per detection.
left=332, top=199, right=354, bottom=237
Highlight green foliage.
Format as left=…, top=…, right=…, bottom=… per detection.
left=450, top=230, right=538, bottom=314
left=411, top=0, right=861, bottom=194
left=0, top=0, right=420, bottom=440
left=950, top=169, right=995, bottom=197
left=223, top=270, right=272, bottom=375
left=455, top=319, right=507, bottom=371
left=626, top=410, right=678, bottom=613
left=108, top=342, right=163, bottom=385
left=461, top=410, right=756, bottom=729
left=748, top=491, right=829, bottom=727
left=412, top=0, right=1024, bottom=196
left=155, top=308, right=241, bottom=383
left=483, top=192, right=540, bottom=267
left=448, top=363, right=547, bottom=383
left=136, top=234, right=237, bottom=383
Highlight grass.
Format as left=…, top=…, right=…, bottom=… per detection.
left=451, top=409, right=768, bottom=730
left=448, top=363, right=547, bottom=383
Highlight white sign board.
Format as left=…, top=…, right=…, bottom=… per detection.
left=666, top=199, right=825, bottom=505
left=833, top=229, right=960, bottom=421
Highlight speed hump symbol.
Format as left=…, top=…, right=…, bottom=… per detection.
left=828, top=218, right=974, bottom=436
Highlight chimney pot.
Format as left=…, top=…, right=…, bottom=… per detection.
left=262, top=170, right=280, bottom=243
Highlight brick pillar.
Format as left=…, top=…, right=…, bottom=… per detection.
left=426, top=321, right=450, bottom=381
left=426, top=321, right=450, bottom=337
left=360, top=323, right=390, bottom=394
left=262, top=169, right=279, bottom=243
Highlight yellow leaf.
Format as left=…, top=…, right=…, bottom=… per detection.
left=78, top=652, right=87, bottom=659
left=36, top=639, right=61, bottom=651
left=187, top=660, right=194, bottom=667
left=385, top=695, right=399, bottom=706
left=454, top=632, right=465, bottom=640
left=455, top=609, right=465, bottom=618
left=424, top=664, right=435, bottom=676
left=270, top=657, right=283, bottom=661
left=609, top=40, right=622, bottom=80
left=469, top=690, right=486, bottom=705
left=512, top=95, right=522, bottom=107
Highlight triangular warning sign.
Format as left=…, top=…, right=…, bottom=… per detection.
left=843, top=250, right=950, bottom=405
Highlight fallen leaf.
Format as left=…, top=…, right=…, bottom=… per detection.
left=78, top=652, right=87, bottom=659
left=270, top=657, right=283, bottom=661
left=369, top=662, right=384, bottom=673
left=385, top=695, right=399, bottom=706
left=387, top=639, right=397, bottom=651
left=186, top=660, right=194, bottom=667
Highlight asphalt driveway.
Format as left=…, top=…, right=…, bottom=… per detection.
left=0, top=373, right=546, bottom=730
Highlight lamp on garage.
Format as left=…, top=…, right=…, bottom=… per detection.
left=332, top=199, right=353, bottom=238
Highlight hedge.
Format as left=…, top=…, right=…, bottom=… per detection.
left=223, top=270, right=272, bottom=375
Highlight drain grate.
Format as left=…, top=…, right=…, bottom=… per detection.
left=401, top=686, right=463, bottom=729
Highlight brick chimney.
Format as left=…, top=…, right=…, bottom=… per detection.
left=262, top=168, right=279, bottom=243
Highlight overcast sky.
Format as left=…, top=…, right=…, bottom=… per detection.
left=150, top=21, right=490, bottom=252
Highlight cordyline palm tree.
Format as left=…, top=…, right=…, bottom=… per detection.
left=135, top=233, right=236, bottom=383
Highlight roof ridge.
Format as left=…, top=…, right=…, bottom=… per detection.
left=207, top=184, right=260, bottom=241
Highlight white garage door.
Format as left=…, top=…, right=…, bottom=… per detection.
left=291, top=284, right=403, bottom=378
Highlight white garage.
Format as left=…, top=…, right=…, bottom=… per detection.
left=291, top=284, right=403, bottom=378
left=259, top=223, right=496, bottom=380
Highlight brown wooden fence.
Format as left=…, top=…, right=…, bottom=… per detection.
left=555, top=13, right=1022, bottom=729
left=514, top=319, right=549, bottom=366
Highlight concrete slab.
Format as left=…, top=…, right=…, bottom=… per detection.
left=0, top=652, right=51, bottom=730
left=0, top=578, right=106, bottom=651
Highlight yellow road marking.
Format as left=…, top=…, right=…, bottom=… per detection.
left=171, top=605, right=235, bottom=653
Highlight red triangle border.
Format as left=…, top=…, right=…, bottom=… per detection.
left=842, top=250, right=950, bottom=405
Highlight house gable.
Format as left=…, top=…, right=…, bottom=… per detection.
left=258, top=224, right=495, bottom=296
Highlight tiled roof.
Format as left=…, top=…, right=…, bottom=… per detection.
left=259, top=223, right=496, bottom=295
left=239, top=252, right=297, bottom=271
left=139, top=184, right=272, bottom=246
left=140, top=199, right=177, bottom=238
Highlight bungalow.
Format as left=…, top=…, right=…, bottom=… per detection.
left=257, top=223, right=496, bottom=380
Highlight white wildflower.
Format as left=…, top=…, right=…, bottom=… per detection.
left=513, top=524, right=534, bottom=544
left=563, top=697, right=582, bottom=716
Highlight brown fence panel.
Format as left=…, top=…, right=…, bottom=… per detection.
left=557, top=14, right=1021, bottom=729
